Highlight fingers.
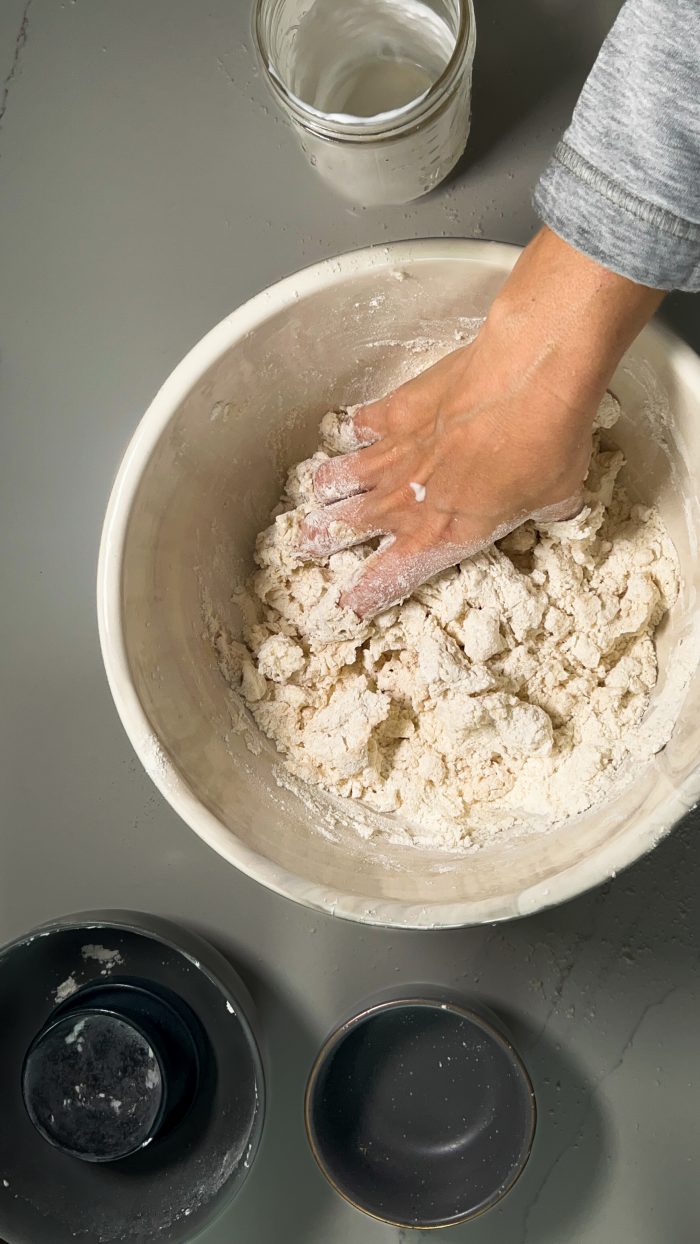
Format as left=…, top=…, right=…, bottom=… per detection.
left=313, top=447, right=377, bottom=503
left=312, top=396, right=395, bottom=502
left=313, top=435, right=403, bottom=503
left=341, top=539, right=463, bottom=620
left=351, top=397, right=389, bottom=446
left=299, top=497, right=385, bottom=558
left=320, top=402, right=389, bottom=454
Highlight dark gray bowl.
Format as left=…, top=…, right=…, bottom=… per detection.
left=0, top=911, right=265, bottom=1244
left=305, top=997, right=536, bottom=1229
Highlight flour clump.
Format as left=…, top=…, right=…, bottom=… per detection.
left=215, top=391, right=680, bottom=849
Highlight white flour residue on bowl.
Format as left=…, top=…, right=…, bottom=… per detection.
left=622, top=353, right=700, bottom=565
left=140, top=732, right=180, bottom=794
left=82, top=944, right=125, bottom=977
left=54, top=974, right=79, bottom=1004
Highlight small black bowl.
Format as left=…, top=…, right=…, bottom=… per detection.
left=23, top=1008, right=166, bottom=1163
left=22, top=980, right=201, bottom=1163
left=305, top=996, right=536, bottom=1229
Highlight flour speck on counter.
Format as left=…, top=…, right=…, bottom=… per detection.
left=209, top=393, right=680, bottom=849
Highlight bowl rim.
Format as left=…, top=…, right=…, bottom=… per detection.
left=97, top=238, right=700, bottom=930
left=253, top=0, right=475, bottom=142
left=303, top=995, right=537, bottom=1229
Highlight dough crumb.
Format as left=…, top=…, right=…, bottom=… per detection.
left=213, top=395, right=680, bottom=849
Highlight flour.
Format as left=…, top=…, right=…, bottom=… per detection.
left=211, top=393, right=681, bottom=849
left=81, top=945, right=124, bottom=972
left=54, top=974, right=79, bottom=1004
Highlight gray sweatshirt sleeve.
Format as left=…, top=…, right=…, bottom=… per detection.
left=533, top=0, right=700, bottom=292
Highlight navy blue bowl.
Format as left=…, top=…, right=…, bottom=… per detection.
left=305, top=997, right=536, bottom=1229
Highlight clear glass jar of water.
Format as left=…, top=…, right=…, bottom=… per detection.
left=255, top=0, right=477, bottom=206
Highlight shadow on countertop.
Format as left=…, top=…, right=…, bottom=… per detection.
left=467, top=0, right=581, bottom=167
left=194, top=932, right=328, bottom=1244
left=444, top=0, right=624, bottom=187
left=478, top=1015, right=607, bottom=1244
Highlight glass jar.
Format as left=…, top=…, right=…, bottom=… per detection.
left=254, top=0, right=477, bottom=206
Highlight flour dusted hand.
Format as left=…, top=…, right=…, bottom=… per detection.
left=297, top=228, right=666, bottom=619
left=212, top=388, right=679, bottom=849
left=300, top=341, right=590, bottom=619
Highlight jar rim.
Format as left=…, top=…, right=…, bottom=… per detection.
left=254, top=0, right=474, bottom=140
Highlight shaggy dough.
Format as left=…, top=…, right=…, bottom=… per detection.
left=212, top=393, right=680, bottom=848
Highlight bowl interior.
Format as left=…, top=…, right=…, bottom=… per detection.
left=22, top=1008, right=165, bottom=1162
left=305, top=1001, right=535, bottom=1228
left=103, top=241, right=700, bottom=925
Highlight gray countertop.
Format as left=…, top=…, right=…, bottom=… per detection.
left=1, top=2, right=698, bottom=1241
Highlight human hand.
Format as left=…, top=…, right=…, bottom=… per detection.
left=299, top=228, right=664, bottom=618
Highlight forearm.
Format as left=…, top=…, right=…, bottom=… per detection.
left=534, top=0, right=700, bottom=292
left=485, top=227, right=665, bottom=417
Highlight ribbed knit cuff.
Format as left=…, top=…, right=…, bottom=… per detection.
left=534, top=141, right=700, bottom=293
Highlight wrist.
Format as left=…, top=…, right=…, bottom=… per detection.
left=482, top=226, right=664, bottom=413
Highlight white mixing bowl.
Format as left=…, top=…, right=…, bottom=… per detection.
left=98, top=241, right=700, bottom=928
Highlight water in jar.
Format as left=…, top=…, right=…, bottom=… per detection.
left=287, top=0, right=458, bottom=122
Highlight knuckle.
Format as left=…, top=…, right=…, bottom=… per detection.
left=384, top=396, right=408, bottom=433
left=312, top=461, right=334, bottom=496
